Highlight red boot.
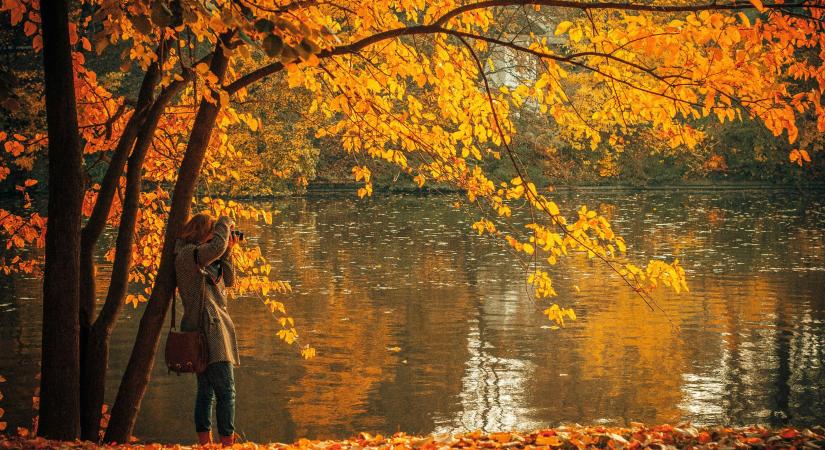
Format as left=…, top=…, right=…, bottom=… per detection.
left=220, top=433, right=235, bottom=447
left=197, top=431, right=213, bottom=446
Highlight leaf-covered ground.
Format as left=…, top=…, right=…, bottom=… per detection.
left=2, top=425, right=824, bottom=449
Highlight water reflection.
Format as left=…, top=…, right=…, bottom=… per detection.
left=0, top=190, right=823, bottom=443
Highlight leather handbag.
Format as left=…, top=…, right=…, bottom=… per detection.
left=165, top=248, right=209, bottom=375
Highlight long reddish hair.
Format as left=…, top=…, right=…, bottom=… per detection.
left=179, top=213, right=216, bottom=244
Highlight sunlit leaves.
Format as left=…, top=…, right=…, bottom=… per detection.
left=472, top=218, right=497, bottom=236
left=277, top=326, right=298, bottom=345
left=2, top=0, right=822, bottom=343
left=789, top=149, right=812, bottom=166
left=0, top=209, right=45, bottom=274
left=300, top=345, right=316, bottom=360
left=619, top=260, right=689, bottom=294
left=354, top=165, right=374, bottom=198
left=543, top=303, right=577, bottom=327
left=528, top=269, right=556, bottom=298
left=554, top=21, right=573, bottom=36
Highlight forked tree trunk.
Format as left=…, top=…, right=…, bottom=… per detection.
left=78, top=67, right=156, bottom=442
left=105, top=39, right=231, bottom=444
left=38, top=0, right=83, bottom=440
left=79, top=80, right=186, bottom=441
left=78, top=55, right=167, bottom=426
left=78, top=55, right=163, bottom=331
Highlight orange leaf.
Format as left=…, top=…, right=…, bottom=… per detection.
left=789, top=149, right=802, bottom=166
left=750, top=0, right=766, bottom=12
left=23, top=20, right=37, bottom=37
left=536, top=435, right=563, bottom=446
left=780, top=429, right=799, bottom=439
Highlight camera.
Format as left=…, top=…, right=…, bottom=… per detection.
left=231, top=230, right=245, bottom=241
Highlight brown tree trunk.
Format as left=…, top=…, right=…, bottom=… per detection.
left=105, top=39, right=231, bottom=444
left=78, top=82, right=149, bottom=442
left=38, top=0, right=82, bottom=440
left=78, top=47, right=164, bottom=441
left=78, top=55, right=163, bottom=331
left=80, top=81, right=187, bottom=442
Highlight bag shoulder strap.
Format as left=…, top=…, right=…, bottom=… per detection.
left=195, top=247, right=207, bottom=332
left=171, top=289, right=176, bottom=330
left=170, top=246, right=204, bottom=331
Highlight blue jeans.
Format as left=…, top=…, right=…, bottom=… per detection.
left=195, top=362, right=236, bottom=437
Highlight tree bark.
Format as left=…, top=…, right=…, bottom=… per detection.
left=104, top=39, right=231, bottom=444
left=79, top=79, right=186, bottom=441
left=78, top=74, right=152, bottom=442
left=78, top=46, right=165, bottom=441
left=38, top=0, right=83, bottom=440
left=79, top=44, right=165, bottom=330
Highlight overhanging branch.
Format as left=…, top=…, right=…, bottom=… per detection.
left=225, top=0, right=823, bottom=93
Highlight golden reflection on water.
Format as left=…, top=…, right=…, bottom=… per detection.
left=0, top=191, right=823, bottom=443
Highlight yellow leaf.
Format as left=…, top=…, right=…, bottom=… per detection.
left=569, top=27, right=584, bottom=42
left=555, top=21, right=573, bottom=36
left=366, top=78, right=382, bottom=91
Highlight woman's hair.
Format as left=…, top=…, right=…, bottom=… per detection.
left=179, top=213, right=216, bottom=244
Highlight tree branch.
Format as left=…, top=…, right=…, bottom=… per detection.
left=226, top=0, right=823, bottom=93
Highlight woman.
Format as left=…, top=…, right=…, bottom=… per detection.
left=175, top=213, right=240, bottom=447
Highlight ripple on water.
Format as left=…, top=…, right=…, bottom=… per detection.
left=1, top=191, right=824, bottom=443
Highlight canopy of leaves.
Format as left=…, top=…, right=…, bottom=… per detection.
left=1, top=0, right=823, bottom=342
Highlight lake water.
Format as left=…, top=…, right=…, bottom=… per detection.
left=1, top=189, right=824, bottom=443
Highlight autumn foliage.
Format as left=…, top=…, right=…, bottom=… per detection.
left=0, top=0, right=823, bottom=443
left=2, top=424, right=825, bottom=449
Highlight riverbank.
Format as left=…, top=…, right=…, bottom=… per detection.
left=2, top=425, right=823, bottom=449
left=306, top=180, right=825, bottom=193
left=205, top=180, right=825, bottom=201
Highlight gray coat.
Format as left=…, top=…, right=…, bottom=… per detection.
left=174, top=216, right=239, bottom=366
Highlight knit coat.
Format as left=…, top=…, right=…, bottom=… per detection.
left=174, top=216, right=239, bottom=366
